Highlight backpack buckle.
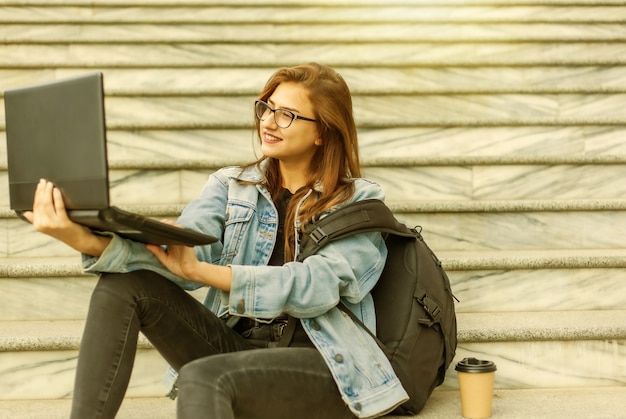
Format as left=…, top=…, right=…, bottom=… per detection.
left=417, top=293, right=442, bottom=322
left=310, top=227, right=328, bottom=245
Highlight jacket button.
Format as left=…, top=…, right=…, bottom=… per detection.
left=334, top=354, right=344, bottom=363
left=354, top=402, right=362, bottom=411
left=236, top=299, right=245, bottom=314
left=311, top=321, right=321, bottom=331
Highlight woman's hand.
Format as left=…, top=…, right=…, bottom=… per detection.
left=145, top=222, right=202, bottom=281
left=146, top=221, right=232, bottom=291
left=22, top=179, right=110, bottom=256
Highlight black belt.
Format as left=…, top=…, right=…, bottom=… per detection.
left=237, top=316, right=290, bottom=336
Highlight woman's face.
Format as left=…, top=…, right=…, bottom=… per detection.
left=259, top=82, right=320, bottom=169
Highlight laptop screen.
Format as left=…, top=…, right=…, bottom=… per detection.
left=4, top=72, right=110, bottom=211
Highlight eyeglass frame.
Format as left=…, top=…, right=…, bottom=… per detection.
left=254, top=100, right=317, bottom=129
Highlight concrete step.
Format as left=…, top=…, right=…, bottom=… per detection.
left=1, top=387, right=626, bottom=419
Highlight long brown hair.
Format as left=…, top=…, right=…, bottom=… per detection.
left=249, top=62, right=362, bottom=261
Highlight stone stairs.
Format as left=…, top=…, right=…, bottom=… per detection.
left=1, top=0, right=626, bottom=417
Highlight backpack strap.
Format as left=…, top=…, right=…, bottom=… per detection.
left=297, top=199, right=416, bottom=262
left=279, top=199, right=405, bottom=348
left=292, top=199, right=418, bottom=357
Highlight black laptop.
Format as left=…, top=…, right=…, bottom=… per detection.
left=4, top=72, right=217, bottom=246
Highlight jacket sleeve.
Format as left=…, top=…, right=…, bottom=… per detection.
left=81, top=169, right=231, bottom=290
left=226, top=178, right=387, bottom=319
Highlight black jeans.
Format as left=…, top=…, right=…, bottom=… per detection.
left=70, top=270, right=355, bottom=419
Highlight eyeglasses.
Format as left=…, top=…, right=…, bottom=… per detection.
left=254, top=100, right=317, bottom=129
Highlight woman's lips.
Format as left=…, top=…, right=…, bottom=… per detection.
left=263, top=132, right=282, bottom=143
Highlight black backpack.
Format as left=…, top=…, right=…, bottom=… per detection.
left=296, top=199, right=458, bottom=415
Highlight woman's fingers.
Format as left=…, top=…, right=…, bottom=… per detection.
left=32, top=179, right=47, bottom=213
left=25, top=179, right=109, bottom=255
left=31, top=180, right=51, bottom=223
left=30, top=179, right=74, bottom=231
left=52, top=186, right=69, bottom=219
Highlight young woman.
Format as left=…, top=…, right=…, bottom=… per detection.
left=24, top=63, right=408, bottom=418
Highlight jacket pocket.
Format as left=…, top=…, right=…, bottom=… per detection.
left=223, top=201, right=255, bottom=259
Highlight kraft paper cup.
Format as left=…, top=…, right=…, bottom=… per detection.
left=455, top=357, right=497, bottom=419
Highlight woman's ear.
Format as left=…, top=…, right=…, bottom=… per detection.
left=315, top=137, right=322, bottom=146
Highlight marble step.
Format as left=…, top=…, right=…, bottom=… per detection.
left=0, top=320, right=170, bottom=401
left=399, top=210, right=626, bottom=252
left=4, top=23, right=626, bottom=44
left=2, top=4, right=626, bottom=23
left=4, top=162, right=626, bottom=209
left=0, top=397, right=178, bottom=419
left=2, top=130, right=626, bottom=198
left=2, top=387, right=626, bottom=419
left=448, top=310, right=626, bottom=391
left=4, top=67, right=626, bottom=96
left=4, top=94, right=626, bottom=130
left=4, top=206, right=626, bottom=257
left=0, top=0, right=621, bottom=5
left=2, top=43, right=626, bottom=69
left=2, top=127, right=626, bottom=168
left=2, top=249, right=626, bottom=320
left=1, top=310, right=624, bottom=400
left=0, top=264, right=208, bottom=322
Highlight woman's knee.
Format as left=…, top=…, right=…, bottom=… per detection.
left=91, top=270, right=170, bottom=306
left=176, top=350, right=354, bottom=419
left=177, top=356, right=238, bottom=419
left=178, top=354, right=229, bottom=386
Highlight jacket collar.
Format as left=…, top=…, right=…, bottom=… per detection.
left=234, top=159, right=324, bottom=193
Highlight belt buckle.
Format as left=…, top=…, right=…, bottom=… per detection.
left=276, top=321, right=288, bottom=337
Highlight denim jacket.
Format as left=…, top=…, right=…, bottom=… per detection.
left=82, top=162, right=409, bottom=418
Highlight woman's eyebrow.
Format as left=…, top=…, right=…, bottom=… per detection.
left=268, top=98, right=299, bottom=113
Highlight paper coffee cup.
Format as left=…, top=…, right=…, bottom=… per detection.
left=455, top=357, right=497, bottom=419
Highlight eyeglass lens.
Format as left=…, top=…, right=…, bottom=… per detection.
left=255, top=101, right=295, bottom=128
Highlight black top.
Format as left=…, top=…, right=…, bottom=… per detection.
left=268, top=188, right=293, bottom=266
